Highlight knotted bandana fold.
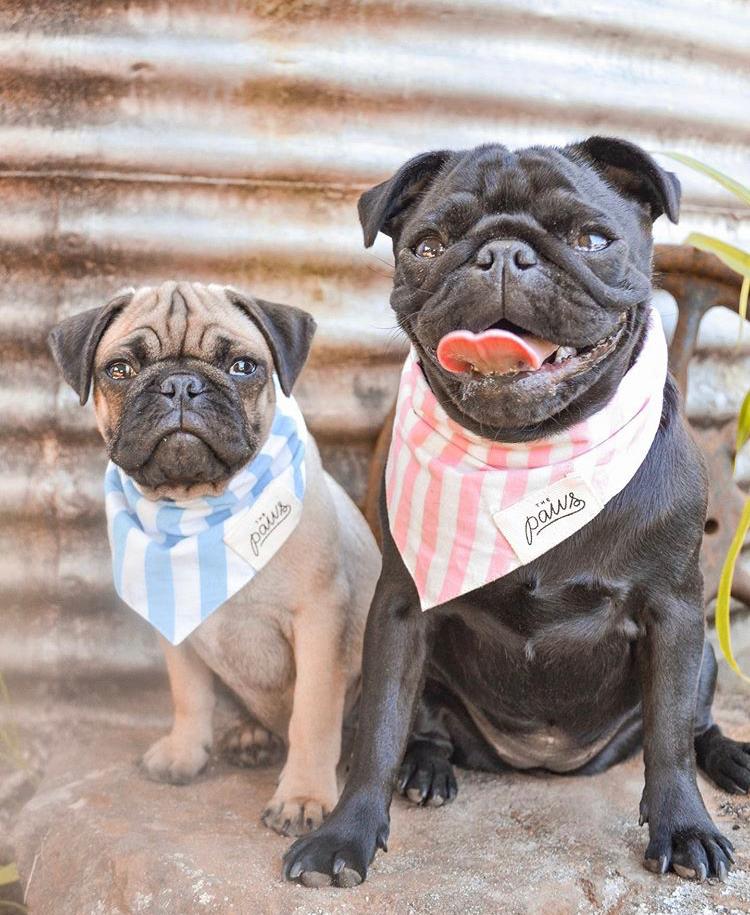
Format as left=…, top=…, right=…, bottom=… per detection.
left=105, top=379, right=307, bottom=645
left=386, top=308, right=668, bottom=610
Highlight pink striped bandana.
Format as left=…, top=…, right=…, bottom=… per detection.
left=386, top=308, right=668, bottom=610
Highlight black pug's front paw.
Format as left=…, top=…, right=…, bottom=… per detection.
left=397, top=739, right=458, bottom=807
left=283, top=798, right=389, bottom=888
left=639, top=778, right=734, bottom=881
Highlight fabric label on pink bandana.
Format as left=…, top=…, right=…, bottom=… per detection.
left=385, top=308, right=668, bottom=611
left=492, top=472, right=603, bottom=565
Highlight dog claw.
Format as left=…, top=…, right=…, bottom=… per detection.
left=638, top=813, right=645, bottom=827
left=659, top=854, right=669, bottom=875
left=376, top=830, right=388, bottom=852
left=718, top=861, right=728, bottom=882
left=287, top=860, right=303, bottom=880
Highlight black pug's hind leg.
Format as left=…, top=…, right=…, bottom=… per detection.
left=694, top=642, right=750, bottom=795
left=398, top=683, right=458, bottom=807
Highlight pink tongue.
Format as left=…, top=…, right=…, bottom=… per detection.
left=436, top=329, right=559, bottom=375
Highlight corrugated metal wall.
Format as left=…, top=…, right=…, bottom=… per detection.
left=2, top=0, right=749, bottom=685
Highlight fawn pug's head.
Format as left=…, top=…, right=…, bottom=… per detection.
left=48, top=281, right=316, bottom=500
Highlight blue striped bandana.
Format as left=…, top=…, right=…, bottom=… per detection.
left=105, top=380, right=307, bottom=645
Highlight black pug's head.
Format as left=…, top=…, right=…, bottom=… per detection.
left=359, top=137, right=680, bottom=441
left=48, top=281, right=316, bottom=500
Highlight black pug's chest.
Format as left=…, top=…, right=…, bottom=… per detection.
left=423, top=403, right=706, bottom=751
left=426, top=495, right=662, bottom=757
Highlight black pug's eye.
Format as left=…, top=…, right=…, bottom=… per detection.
left=229, top=358, right=258, bottom=377
left=574, top=232, right=610, bottom=252
left=414, top=236, right=446, bottom=259
left=106, top=361, right=137, bottom=380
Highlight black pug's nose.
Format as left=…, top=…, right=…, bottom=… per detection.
left=159, top=373, right=206, bottom=405
left=474, top=239, right=538, bottom=275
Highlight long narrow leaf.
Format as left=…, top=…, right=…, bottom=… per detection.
left=715, top=498, right=750, bottom=682
left=0, top=864, right=19, bottom=889
left=685, top=233, right=750, bottom=279
left=740, top=275, right=750, bottom=324
left=737, top=389, right=750, bottom=462
left=661, top=152, right=750, bottom=206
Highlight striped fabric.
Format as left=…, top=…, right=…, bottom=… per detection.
left=386, top=308, right=668, bottom=611
left=105, top=378, right=306, bottom=645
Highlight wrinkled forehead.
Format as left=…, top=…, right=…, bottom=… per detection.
left=96, top=281, right=272, bottom=364
left=418, top=145, right=611, bottom=226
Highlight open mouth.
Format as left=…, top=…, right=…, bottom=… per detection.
left=434, top=314, right=627, bottom=379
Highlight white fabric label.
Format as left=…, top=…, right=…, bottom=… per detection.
left=223, top=483, right=302, bottom=571
left=492, top=473, right=603, bottom=565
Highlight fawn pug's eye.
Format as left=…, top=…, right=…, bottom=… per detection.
left=229, top=358, right=258, bottom=376
left=574, top=232, right=610, bottom=252
left=414, top=236, right=446, bottom=259
left=106, top=361, right=137, bottom=380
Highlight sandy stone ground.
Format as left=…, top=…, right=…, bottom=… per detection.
left=4, top=632, right=750, bottom=915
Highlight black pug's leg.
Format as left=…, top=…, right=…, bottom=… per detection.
left=694, top=642, right=750, bottom=794
left=638, top=578, right=733, bottom=881
left=398, top=684, right=458, bottom=807
left=283, top=517, right=429, bottom=888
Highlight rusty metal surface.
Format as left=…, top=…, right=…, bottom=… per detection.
left=1, top=0, right=749, bottom=685
left=653, top=247, right=749, bottom=608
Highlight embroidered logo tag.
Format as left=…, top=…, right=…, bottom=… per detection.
left=223, top=483, right=302, bottom=571
left=491, top=473, right=603, bottom=564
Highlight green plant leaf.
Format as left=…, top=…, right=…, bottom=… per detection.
left=0, top=674, right=26, bottom=773
left=685, top=233, right=750, bottom=279
left=0, top=864, right=19, bottom=888
left=715, top=498, right=750, bottom=682
left=737, top=389, right=750, bottom=462
left=740, top=275, right=750, bottom=324
left=661, top=152, right=750, bottom=206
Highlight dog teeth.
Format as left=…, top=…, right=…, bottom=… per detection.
left=553, top=346, right=577, bottom=364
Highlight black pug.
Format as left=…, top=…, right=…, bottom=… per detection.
left=284, top=137, right=750, bottom=886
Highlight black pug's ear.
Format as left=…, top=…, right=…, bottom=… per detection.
left=569, top=136, right=681, bottom=224
left=47, top=289, right=135, bottom=405
left=358, top=149, right=453, bottom=248
left=226, top=288, right=316, bottom=396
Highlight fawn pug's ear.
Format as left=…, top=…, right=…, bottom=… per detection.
left=47, top=289, right=135, bottom=405
left=225, top=288, right=317, bottom=396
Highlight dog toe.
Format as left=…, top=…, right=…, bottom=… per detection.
left=220, top=722, right=285, bottom=769
left=283, top=807, right=386, bottom=888
left=697, top=727, right=750, bottom=795
left=398, top=743, right=457, bottom=807
left=262, top=797, right=328, bottom=836
left=299, top=870, right=333, bottom=888
left=645, top=821, right=733, bottom=881
left=141, top=734, right=209, bottom=784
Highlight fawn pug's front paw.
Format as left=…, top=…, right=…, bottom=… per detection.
left=141, top=732, right=211, bottom=785
left=262, top=793, right=332, bottom=837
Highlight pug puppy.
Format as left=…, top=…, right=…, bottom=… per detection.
left=284, top=138, right=750, bottom=885
left=48, top=281, right=380, bottom=836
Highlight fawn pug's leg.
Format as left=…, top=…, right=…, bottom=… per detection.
left=262, top=591, right=350, bottom=837
left=142, top=636, right=216, bottom=785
